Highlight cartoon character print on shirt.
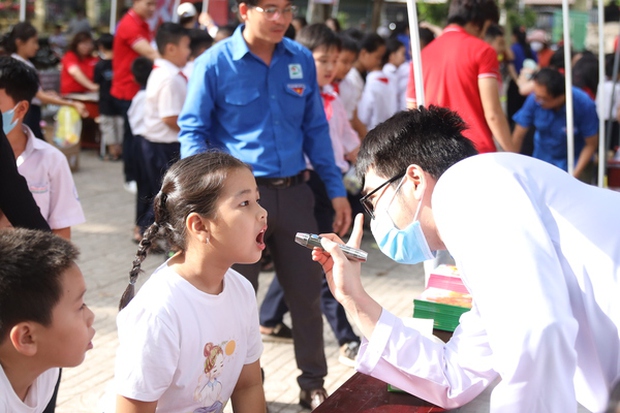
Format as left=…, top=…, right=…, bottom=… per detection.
left=193, top=340, right=236, bottom=413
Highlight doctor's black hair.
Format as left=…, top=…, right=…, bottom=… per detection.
left=119, top=152, right=252, bottom=310
left=447, top=0, right=499, bottom=31
left=0, top=56, right=40, bottom=104
left=0, top=229, right=79, bottom=342
left=296, top=23, right=341, bottom=53
left=356, top=106, right=478, bottom=182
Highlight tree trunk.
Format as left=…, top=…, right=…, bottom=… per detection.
left=371, top=0, right=384, bottom=32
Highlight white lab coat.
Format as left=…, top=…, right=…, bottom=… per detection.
left=357, top=152, right=620, bottom=413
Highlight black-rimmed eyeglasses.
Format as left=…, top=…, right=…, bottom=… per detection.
left=359, top=172, right=405, bottom=220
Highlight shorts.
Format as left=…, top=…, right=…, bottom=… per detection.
left=99, top=115, right=124, bottom=146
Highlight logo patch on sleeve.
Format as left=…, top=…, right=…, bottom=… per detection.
left=288, top=64, right=303, bottom=79
left=287, top=83, right=306, bottom=96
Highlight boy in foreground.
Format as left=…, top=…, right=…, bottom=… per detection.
left=0, top=229, right=95, bottom=411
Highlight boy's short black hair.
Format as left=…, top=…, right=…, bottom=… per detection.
left=0, top=229, right=79, bottom=341
left=382, top=38, right=404, bottom=66
left=131, top=56, right=153, bottom=88
left=357, top=106, right=478, bottom=181
left=155, top=22, right=189, bottom=56
left=341, top=28, right=364, bottom=43
left=484, top=24, right=504, bottom=41
left=217, top=24, right=237, bottom=37
left=533, top=68, right=565, bottom=98
left=419, top=27, right=436, bottom=49
left=339, top=34, right=360, bottom=56
left=235, top=0, right=259, bottom=5
left=188, top=28, right=213, bottom=58
left=296, top=23, right=341, bottom=53
left=0, top=56, right=40, bottom=104
left=360, top=33, right=386, bottom=54
left=447, top=0, right=500, bottom=30
left=97, top=33, right=114, bottom=51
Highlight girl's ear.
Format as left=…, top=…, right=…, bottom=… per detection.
left=186, top=212, right=210, bottom=244
left=9, top=323, right=38, bottom=356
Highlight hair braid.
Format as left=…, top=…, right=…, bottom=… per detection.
left=119, top=193, right=167, bottom=310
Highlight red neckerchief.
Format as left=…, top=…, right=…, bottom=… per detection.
left=331, top=82, right=340, bottom=95
left=321, top=92, right=336, bottom=121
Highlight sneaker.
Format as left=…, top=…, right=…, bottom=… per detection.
left=123, top=180, right=137, bottom=194
left=338, top=341, right=360, bottom=367
left=259, top=322, right=293, bottom=343
left=299, top=388, right=327, bottom=410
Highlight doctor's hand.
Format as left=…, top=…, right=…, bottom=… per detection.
left=313, top=214, right=383, bottom=339
left=313, top=213, right=365, bottom=305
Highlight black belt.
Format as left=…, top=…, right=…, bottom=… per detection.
left=255, top=172, right=307, bottom=189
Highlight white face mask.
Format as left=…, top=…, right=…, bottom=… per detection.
left=370, top=177, right=435, bottom=265
left=530, top=41, right=543, bottom=53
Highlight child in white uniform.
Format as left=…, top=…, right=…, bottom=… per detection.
left=0, top=57, right=85, bottom=240
left=0, top=229, right=95, bottom=413
left=114, top=152, right=267, bottom=413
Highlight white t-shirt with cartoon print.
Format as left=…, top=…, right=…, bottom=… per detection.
left=114, top=262, right=263, bottom=413
left=0, top=366, right=59, bottom=413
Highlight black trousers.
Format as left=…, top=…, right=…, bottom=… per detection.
left=260, top=171, right=359, bottom=346
left=233, top=182, right=327, bottom=391
left=138, top=139, right=180, bottom=231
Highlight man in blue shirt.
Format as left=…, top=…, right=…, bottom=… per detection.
left=512, top=68, right=598, bottom=179
left=178, top=0, right=352, bottom=409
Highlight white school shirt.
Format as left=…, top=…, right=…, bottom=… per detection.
left=182, top=60, right=194, bottom=80
left=357, top=152, right=620, bottom=413
left=357, top=70, right=398, bottom=130
left=16, top=125, right=85, bottom=230
left=114, top=262, right=263, bottom=413
left=596, top=80, right=620, bottom=121
left=339, top=67, right=364, bottom=121
left=383, top=62, right=409, bottom=112
left=127, top=90, right=146, bottom=137
left=306, top=85, right=360, bottom=174
left=143, top=58, right=187, bottom=144
left=0, top=367, right=59, bottom=413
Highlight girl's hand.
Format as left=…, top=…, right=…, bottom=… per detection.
left=312, top=213, right=365, bottom=306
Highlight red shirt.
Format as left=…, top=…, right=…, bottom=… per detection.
left=407, top=25, right=500, bottom=154
left=111, top=9, right=153, bottom=101
left=60, top=51, right=98, bottom=94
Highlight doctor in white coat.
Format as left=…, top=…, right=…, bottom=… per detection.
left=313, top=106, right=620, bottom=413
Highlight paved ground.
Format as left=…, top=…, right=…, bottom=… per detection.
left=55, top=149, right=427, bottom=413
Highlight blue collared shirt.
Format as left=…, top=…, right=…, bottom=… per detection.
left=178, top=25, right=345, bottom=199
left=513, top=87, right=598, bottom=172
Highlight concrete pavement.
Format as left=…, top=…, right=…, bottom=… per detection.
left=56, top=149, right=427, bottom=413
